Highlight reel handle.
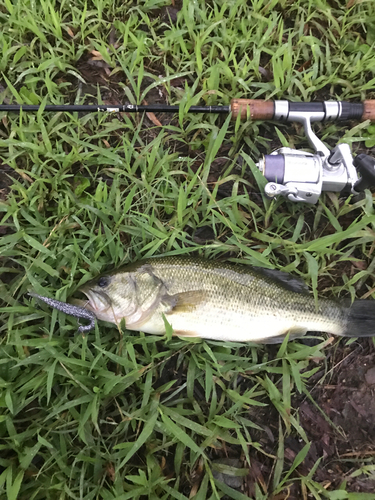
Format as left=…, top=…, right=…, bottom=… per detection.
left=353, top=154, right=375, bottom=192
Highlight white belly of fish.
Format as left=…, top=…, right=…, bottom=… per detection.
left=130, top=306, right=343, bottom=342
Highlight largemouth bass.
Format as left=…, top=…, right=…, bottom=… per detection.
left=68, top=256, right=373, bottom=343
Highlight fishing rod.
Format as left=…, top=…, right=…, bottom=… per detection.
left=2, top=98, right=375, bottom=120
left=2, top=98, right=375, bottom=204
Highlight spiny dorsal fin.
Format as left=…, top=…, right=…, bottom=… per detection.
left=254, top=268, right=309, bottom=294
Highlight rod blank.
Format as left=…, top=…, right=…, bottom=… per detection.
left=0, top=103, right=231, bottom=114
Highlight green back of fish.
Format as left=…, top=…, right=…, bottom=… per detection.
left=112, top=256, right=344, bottom=323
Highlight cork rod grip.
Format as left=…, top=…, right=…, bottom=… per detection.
left=230, top=99, right=274, bottom=120
left=362, top=101, right=375, bottom=121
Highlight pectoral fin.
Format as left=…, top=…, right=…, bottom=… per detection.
left=163, top=290, right=205, bottom=314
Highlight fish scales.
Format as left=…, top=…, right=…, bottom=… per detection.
left=77, top=256, right=355, bottom=343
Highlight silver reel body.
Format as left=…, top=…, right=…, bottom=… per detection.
left=256, top=105, right=361, bottom=204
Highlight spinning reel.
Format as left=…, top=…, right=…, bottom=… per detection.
left=251, top=101, right=375, bottom=204
left=3, top=98, right=375, bottom=204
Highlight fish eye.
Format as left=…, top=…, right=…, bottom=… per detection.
left=97, top=276, right=110, bottom=288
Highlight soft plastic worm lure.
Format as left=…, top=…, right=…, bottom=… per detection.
left=29, top=293, right=96, bottom=332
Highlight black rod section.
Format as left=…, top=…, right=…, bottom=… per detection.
left=0, top=104, right=231, bottom=114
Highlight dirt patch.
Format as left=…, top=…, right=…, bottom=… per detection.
left=198, top=340, right=375, bottom=498
left=322, top=350, right=375, bottom=450
left=0, top=163, right=17, bottom=202
left=292, top=341, right=375, bottom=495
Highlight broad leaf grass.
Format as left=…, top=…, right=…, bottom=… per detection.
left=0, top=0, right=375, bottom=498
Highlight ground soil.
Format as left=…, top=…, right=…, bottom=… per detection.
left=279, top=339, right=375, bottom=496
left=161, top=338, right=375, bottom=498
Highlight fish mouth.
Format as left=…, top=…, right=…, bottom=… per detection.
left=74, top=287, right=112, bottom=315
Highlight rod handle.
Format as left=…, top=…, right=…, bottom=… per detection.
left=362, top=101, right=375, bottom=121
left=231, top=99, right=375, bottom=121
left=230, top=99, right=274, bottom=120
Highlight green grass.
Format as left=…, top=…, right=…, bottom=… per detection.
left=1, top=0, right=375, bottom=498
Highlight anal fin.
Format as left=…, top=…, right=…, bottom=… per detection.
left=257, top=327, right=308, bottom=345
left=173, top=330, right=200, bottom=337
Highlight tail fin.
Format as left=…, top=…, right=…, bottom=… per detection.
left=341, top=300, right=375, bottom=337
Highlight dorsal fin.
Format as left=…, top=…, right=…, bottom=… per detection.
left=254, top=268, right=310, bottom=294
